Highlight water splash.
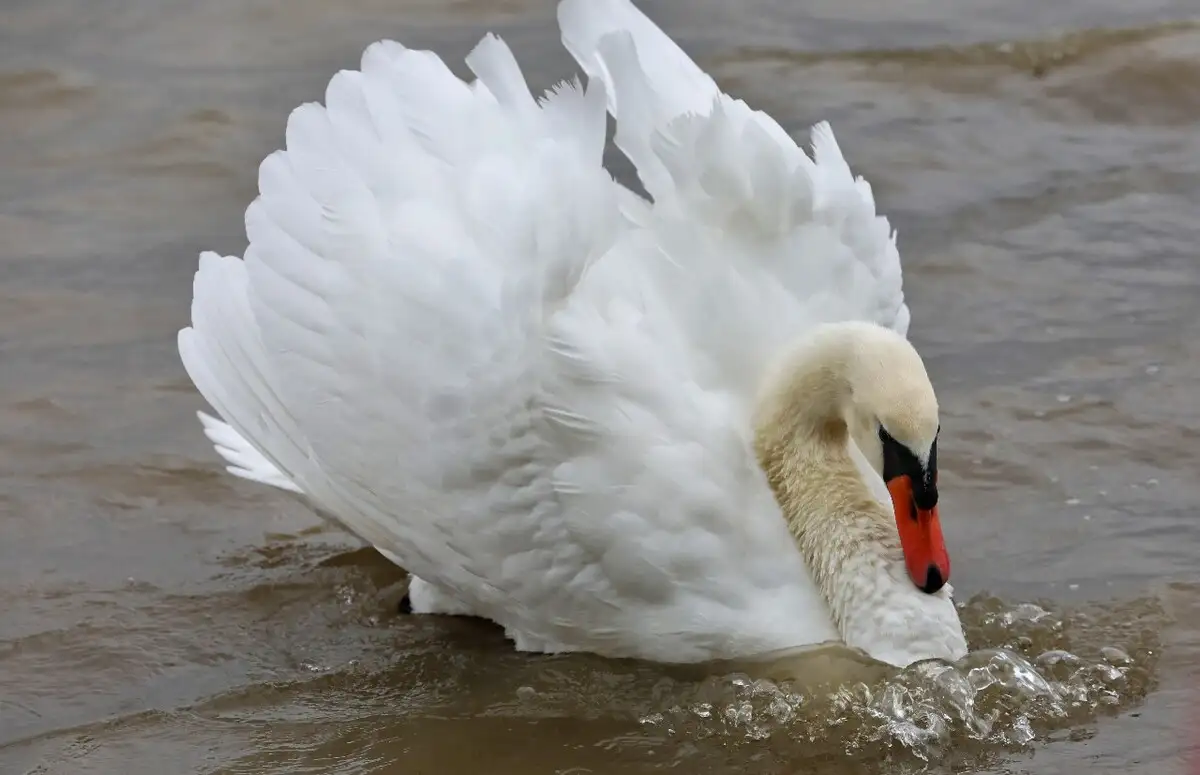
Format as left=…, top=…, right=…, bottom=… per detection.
left=636, top=595, right=1162, bottom=768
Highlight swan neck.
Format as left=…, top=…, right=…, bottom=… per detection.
left=756, top=425, right=896, bottom=640
left=753, top=325, right=968, bottom=665
left=753, top=332, right=898, bottom=648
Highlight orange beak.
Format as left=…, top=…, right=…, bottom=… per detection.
left=885, top=474, right=950, bottom=593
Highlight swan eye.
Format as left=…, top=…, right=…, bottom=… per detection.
left=878, top=426, right=939, bottom=510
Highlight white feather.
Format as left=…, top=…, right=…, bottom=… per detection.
left=179, top=2, right=943, bottom=664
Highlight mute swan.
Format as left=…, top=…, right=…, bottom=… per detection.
left=177, top=0, right=968, bottom=667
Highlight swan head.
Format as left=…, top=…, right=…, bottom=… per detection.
left=756, top=321, right=950, bottom=596
left=841, top=324, right=948, bottom=595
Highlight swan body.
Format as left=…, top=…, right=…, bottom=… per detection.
left=178, top=0, right=967, bottom=667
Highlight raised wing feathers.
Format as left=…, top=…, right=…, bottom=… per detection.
left=558, top=0, right=910, bottom=356
left=180, top=2, right=910, bottom=660
left=184, top=35, right=618, bottom=605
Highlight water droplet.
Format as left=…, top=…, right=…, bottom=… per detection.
left=1100, top=646, right=1132, bottom=666
left=767, top=696, right=794, bottom=724
left=1037, top=650, right=1082, bottom=669
left=724, top=700, right=754, bottom=727
left=1000, top=603, right=1051, bottom=625
left=1010, top=714, right=1035, bottom=745
left=968, top=665, right=999, bottom=692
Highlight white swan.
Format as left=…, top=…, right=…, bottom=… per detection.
left=177, top=0, right=968, bottom=668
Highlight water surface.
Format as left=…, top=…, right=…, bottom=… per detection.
left=2, top=1, right=1200, bottom=772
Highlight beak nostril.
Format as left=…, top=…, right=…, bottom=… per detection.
left=921, top=564, right=945, bottom=594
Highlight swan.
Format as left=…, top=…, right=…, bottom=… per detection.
left=177, top=0, right=968, bottom=668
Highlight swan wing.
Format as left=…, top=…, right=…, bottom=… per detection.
left=180, top=32, right=617, bottom=609
left=178, top=32, right=830, bottom=661
left=559, top=0, right=910, bottom=400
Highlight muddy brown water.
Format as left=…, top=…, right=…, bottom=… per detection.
left=3, top=1, right=1200, bottom=773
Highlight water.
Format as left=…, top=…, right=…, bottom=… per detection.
left=2, top=0, right=1200, bottom=772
